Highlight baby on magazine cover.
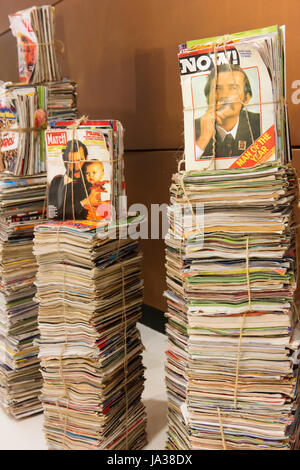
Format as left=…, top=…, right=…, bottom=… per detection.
left=81, top=161, right=111, bottom=221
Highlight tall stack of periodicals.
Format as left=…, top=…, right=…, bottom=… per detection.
left=33, top=219, right=147, bottom=450
left=0, top=5, right=77, bottom=419
left=165, top=26, right=300, bottom=449
left=32, top=113, right=147, bottom=448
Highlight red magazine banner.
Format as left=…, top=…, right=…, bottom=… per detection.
left=230, top=124, right=275, bottom=169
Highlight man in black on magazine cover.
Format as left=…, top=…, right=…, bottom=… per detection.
left=194, top=64, right=261, bottom=159
left=48, top=139, right=98, bottom=220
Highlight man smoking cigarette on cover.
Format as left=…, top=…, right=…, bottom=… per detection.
left=194, top=64, right=261, bottom=159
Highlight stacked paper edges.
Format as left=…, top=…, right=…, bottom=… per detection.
left=164, top=162, right=300, bottom=450
left=0, top=174, right=47, bottom=418
left=0, top=3, right=78, bottom=421
left=34, top=219, right=147, bottom=450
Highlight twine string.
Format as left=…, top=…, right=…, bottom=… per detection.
left=121, top=264, right=129, bottom=450
left=116, top=226, right=130, bottom=450
left=221, top=41, right=260, bottom=166
left=217, top=407, right=227, bottom=450
left=211, top=44, right=218, bottom=171
left=184, top=98, right=285, bottom=113
left=233, top=236, right=251, bottom=408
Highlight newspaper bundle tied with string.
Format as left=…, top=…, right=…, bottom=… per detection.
left=33, top=117, right=147, bottom=449
left=164, top=26, right=300, bottom=450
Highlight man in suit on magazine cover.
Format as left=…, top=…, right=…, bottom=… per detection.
left=194, top=64, right=261, bottom=160
left=48, top=139, right=101, bottom=220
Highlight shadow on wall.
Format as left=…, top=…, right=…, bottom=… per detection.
left=55, top=9, right=70, bottom=79
left=134, top=48, right=167, bottom=150
left=143, top=398, right=168, bottom=446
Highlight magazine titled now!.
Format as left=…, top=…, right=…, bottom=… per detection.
left=45, top=127, right=114, bottom=223
left=179, top=25, right=288, bottom=171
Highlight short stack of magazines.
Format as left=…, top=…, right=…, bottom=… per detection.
left=9, top=5, right=61, bottom=84
left=33, top=219, right=147, bottom=450
left=46, top=80, right=77, bottom=122
left=0, top=83, right=48, bottom=175
left=164, top=26, right=300, bottom=450
left=46, top=119, right=125, bottom=223
left=0, top=80, right=78, bottom=177
left=178, top=25, right=290, bottom=171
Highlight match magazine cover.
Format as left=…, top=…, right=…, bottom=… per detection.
left=52, top=119, right=126, bottom=220
left=46, top=127, right=113, bottom=223
left=179, top=25, right=288, bottom=171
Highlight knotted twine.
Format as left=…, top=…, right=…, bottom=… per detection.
left=115, top=230, right=130, bottom=450
left=52, top=223, right=71, bottom=449
left=51, top=116, right=89, bottom=446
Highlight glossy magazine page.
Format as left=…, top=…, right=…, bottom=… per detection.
left=46, top=127, right=113, bottom=223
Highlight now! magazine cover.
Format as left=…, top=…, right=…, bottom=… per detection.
left=179, top=25, right=288, bottom=171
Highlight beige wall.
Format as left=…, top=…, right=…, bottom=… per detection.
left=1, top=0, right=300, bottom=311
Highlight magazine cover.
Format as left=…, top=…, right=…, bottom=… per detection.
left=52, top=119, right=126, bottom=219
left=9, top=6, right=61, bottom=83
left=0, top=84, right=47, bottom=175
left=0, top=100, right=18, bottom=173
left=9, top=8, right=37, bottom=83
left=46, top=128, right=113, bottom=222
left=179, top=27, right=285, bottom=170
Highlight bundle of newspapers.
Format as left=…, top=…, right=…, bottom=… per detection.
left=9, top=5, right=61, bottom=83
left=0, top=174, right=47, bottom=418
left=178, top=26, right=290, bottom=171
left=164, top=162, right=300, bottom=449
left=33, top=218, right=147, bottom=449
left=46, top=119, right=125, bottom=223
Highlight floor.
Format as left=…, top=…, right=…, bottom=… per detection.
left=0, top=323, right=168, bottom=450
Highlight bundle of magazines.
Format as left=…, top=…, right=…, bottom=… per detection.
left=165, top=162, right=300, bottom=450
left=33, top=219, right=147, bottom=449
left=164, top=26, right=300, bottom=450
left=46, top=119, right=126, bottom=224
left=178, top=25, right=290, bottom=171
left=0, top=83, right=48, bottom=176
left=9, top=5, right=61, bottom=84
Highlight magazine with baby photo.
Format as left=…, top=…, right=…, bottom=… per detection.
left=45, top=127, right=113, bottom=223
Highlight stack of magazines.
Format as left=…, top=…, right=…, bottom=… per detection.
left=0, top=175, right=47, bottom=419
left=9, top=5, right=61, bottom=84
left=0, top=5, right=78, bottom=419
left=178, top=26, right=290, bottom=171
left=0, top=83, right=48, bottom=175
left=46, top=119, right=125, bottom=222
left=164, top=162, right=300, bottom=449
left=46, top=80, right=77, bottom=122
left=33, top=219, right=147, bottom=449
left=0, top=80, right=78, bottom=177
